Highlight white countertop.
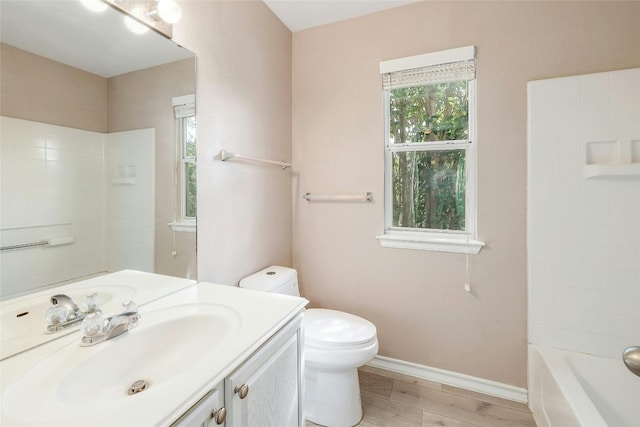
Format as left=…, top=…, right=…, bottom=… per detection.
left=0, top=270, right=197, bottom=360
left=0, top=282, right=307, bottom=426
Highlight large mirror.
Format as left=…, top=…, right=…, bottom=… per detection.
left=0, top=1, right=197, bottom=299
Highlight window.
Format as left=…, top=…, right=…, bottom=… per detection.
left=377, top=46, right=484, bottom=254
left=180, top=115, right=197, bottom=219
left=169, top=95, right=196, bottom=233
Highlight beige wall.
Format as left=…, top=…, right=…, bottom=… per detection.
left=173, top=1, right=293, bottom=285
left=0, top=43, right=106, bottom=132
left=291, top=1, right=640, bottom=387
left=107, top=59, right=197, bottom=279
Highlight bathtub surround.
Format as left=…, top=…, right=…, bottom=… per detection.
left=529, top=345, right=640, bottom=427
left=0, top=118, right=155, bottom=297
left=527, top=69, right=640, bottom=425
left=528, top=69, right=640, bottom=358
left=106, top=59, right=197, bottom=279
left=104, top=129, right=156, bottom=274
left=0, top=118, right=104, bottom=296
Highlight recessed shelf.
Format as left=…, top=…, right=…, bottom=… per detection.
left=584, top=163, right=640, bottom=179
left=583, top=139, right=640, bottom=178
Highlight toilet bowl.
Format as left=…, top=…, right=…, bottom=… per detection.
left=239, top=266, right=378, bottom=427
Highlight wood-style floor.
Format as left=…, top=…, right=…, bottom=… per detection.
left=306, top=365, right=537, bottom=427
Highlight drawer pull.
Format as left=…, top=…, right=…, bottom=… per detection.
left=234, top=384, right=249, bottom=399
left=210, top=407, right=226, bottom=424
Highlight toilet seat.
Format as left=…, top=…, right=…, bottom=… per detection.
left=304, top=308, right=377, bottom=350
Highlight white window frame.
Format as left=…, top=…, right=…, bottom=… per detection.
left=376, top=46, right=484, bottom=254
left=168, top=94, right=196, bottom=233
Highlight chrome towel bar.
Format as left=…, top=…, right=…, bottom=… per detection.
left=303, top=192, right=373, bottom=202
left=219, top=150, right=291, bottom=170
left=0, top=236, right=75, bottom=251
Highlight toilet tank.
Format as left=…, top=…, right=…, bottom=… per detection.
left=238, top=266, right=300, bottom=297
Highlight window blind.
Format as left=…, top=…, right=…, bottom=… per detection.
left=380, top=46, right=476, bottom=90
left=172, top=94, right=195, bottom=118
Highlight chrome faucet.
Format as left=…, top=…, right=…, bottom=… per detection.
left=50, top=294, right=80, bottom=313
left=46, top=293, right=102, bottom=333
left=80, top=301, right=140, bottom=347
left=623, top=346, right=640, bottom=377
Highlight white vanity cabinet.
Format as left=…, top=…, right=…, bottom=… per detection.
left=172, top=313, right=304, bottom=427
left=171, top=385, right=226, bottom=427
left=0, top=283, right=308, bottom=427
left=225, top=313, right=303, bottom=427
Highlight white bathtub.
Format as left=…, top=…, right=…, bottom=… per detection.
left=528, top=345, right=640, bottom=427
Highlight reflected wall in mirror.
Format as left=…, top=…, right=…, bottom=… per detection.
left=0, top=1, right=197, bottom=299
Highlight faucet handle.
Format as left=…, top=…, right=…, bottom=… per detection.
left=120, top=300, right=138, bottom=314
left=46, top=305, right=72, bottom=325
left=81, top=312, right=104, bottom=337
left=81, top=293, right=102, bottom=313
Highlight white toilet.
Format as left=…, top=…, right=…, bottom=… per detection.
left=239, top=266, right=378, bottom=427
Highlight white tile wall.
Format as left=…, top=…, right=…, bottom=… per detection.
left=105, top=129, right=155, bottom=273
left=1, top=117, right=106, bottom=297
left=528, top=68, right=640, bottom=359
left=0, top=118, right=155, bottom=298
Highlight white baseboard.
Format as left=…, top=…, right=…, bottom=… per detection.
left=367, top=355, right=528, bottom=404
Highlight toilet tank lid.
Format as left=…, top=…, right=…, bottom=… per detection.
left=238, top=265, right=297, bottom=292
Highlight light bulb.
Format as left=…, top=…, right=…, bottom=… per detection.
left=157, top=0, right=182, bottom=24
left=124, top=8, right=149, bottom=34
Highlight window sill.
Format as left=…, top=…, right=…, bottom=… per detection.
left=376, top=232, right=484, bottom=254
left=168, top=221, right=196, bottom=233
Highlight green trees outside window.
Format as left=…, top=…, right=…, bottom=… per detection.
left=389, top=81, right=469, bottom=231
left=182, top=115, right=197, bottom=219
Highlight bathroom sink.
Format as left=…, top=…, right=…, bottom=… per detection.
left=0, top=285, right=136, bottom=360
left=0, top=270, right=197, bottom=360
left=1, top=303, right=240, bottom=424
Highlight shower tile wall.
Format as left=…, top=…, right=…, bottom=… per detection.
left=0, top=117, right=106, bottom=296
left=0, top=117, right=155, bottom=297
left=104, top=129, right=155, bottom=274
left=528, top=68, right=640, bottom=358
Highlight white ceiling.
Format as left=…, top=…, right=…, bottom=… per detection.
left=263, top=0, right=422, bottom=32
left=0, top=0, right=418, bottom=77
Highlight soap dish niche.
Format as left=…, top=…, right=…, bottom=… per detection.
left=112, top=163, right=137, bottom=185
left=585, top=140, right=617, bottom=165
left=632, top=139, right=640, bottom=163
left=583, top=139, right=640, bottom=178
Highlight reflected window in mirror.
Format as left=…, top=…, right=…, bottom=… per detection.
left=181, top=115, right=197, bottom=221
left=172, top=95, right=196, bottom=232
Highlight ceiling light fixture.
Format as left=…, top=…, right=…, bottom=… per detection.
left=156, top=0, right=182, bottom=24
left=106, top=0, right=181, bottom=37
left=124, top=7, right=150, bottom=34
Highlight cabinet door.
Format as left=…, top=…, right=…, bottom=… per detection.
left=171, top=384, right=226, bottom=427
left=225, top=314, right=303, bottom=427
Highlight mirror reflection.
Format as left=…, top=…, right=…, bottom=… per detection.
left=0, top=1, right=197, bottom=299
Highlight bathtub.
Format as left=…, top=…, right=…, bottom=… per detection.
left=528, top=345, right=640, bottom=427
